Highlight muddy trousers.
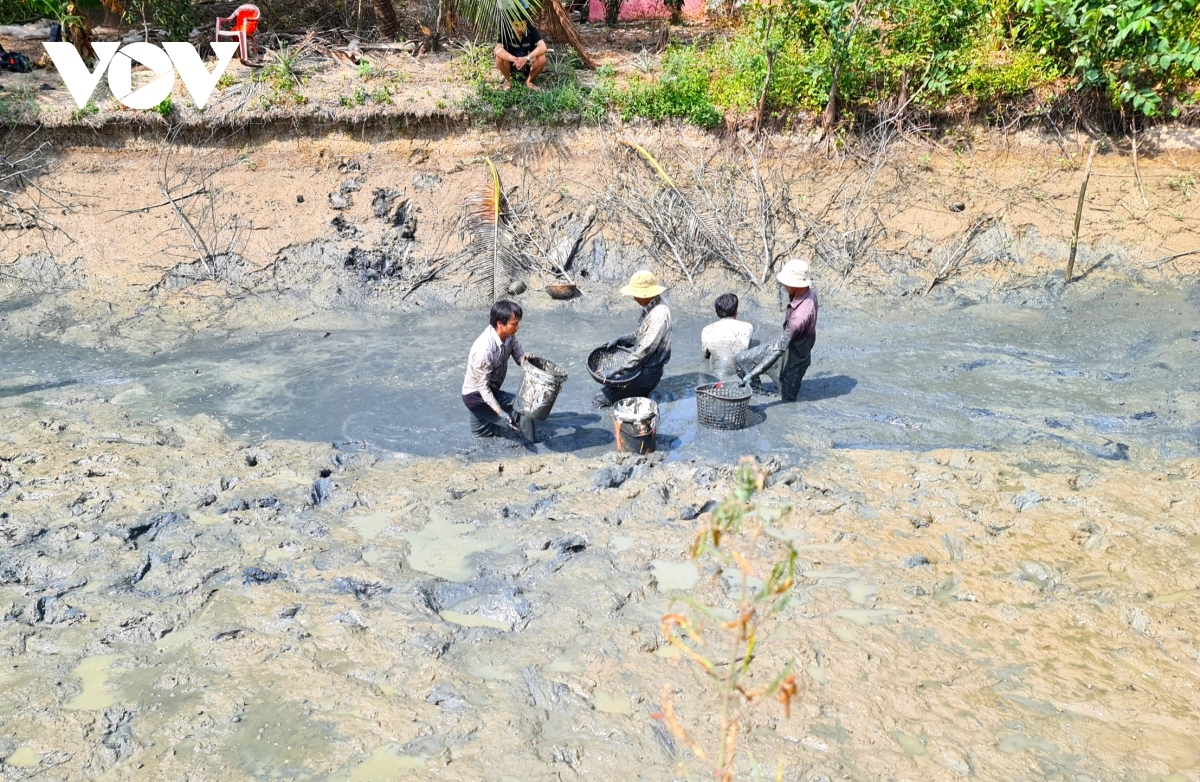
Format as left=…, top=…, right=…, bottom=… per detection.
left=598, top=364, right=665, bottom=406
left=734, top=345, right=811, bottom=402
left=466, top=390, right=538, bottom=441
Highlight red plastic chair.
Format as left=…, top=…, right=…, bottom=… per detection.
left=216, top=4, right=261, bottom=64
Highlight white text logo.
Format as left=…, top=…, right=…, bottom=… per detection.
left=43, top=42, right=239, bottom=110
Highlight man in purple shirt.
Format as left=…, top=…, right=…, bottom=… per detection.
left=735, top=259, right=818, bottom=401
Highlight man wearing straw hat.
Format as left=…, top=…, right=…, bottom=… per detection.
left=594, top=270, right=673, bottom=408
left=735, top=258, right=818, bottom=402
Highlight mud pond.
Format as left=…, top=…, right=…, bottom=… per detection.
left=2, top=285, right=1200, bottom=782
left=2, top=286, right=1197, bottom=463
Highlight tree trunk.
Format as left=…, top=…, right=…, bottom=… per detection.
left=374, top=0, right=401, bottom=39
left=438, top=0, right=458, bottom=36
left=65, top=3, right=95, bottom=60
left=540, top=0, right=598, bottom=68
left=821, top=63, right=840, bottom=133
left=604, top=0, right=621, bottom=26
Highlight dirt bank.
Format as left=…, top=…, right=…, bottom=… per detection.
left=1, top=124, right=1198, bottom=347
left=1, top=391, right=1198, bottom=780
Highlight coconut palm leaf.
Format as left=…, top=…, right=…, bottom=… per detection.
left=622, top=139, right=737, bottom=269
left=462, top=159, right=527, bottom=302
left=456, top=0, right=542, bottom=43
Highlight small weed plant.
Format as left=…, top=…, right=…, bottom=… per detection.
left=257, top=43, right=309, bottom=109
left=658, top=461, right=800, bottom=782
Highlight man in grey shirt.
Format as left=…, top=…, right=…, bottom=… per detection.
left=594, top=270, right=672, bottom=408
left=737, top=259, right=818, bottom=401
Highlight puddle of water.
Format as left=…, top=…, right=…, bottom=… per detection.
left=804, top=570, right=860, bottom=580
left=439, top=610, right=510, bottom=631
left=63, top=654, right=123, bottom=711
left=829, top=609, right=899, bottom=626
left=893, top=730, right=927, bottom=756
left=651, top=559, right=700, bottom=591
left=3, top=746, right=40, bottom=768
left=765, top=526, right=813, bottom=544
left=330, top=744, right=425, bottom=781
left=1153, top=589, right=1197, bottom=604
left=594, top=690, right=633, bottom=715
left=609, top=536, right=635, bottom=553
left=156, top=630, right=196, bottom=654
left=402, top=518, right=515, bottom=583
left=996, top=734, right=1061, bottom=755
left=845, top=582, right=878, bottom=605
left=346, top=511, right=396, bottom=541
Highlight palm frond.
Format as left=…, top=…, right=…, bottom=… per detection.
left=462, top=159, right=528, bottom=302
left=622, top=139, right=676, bottom=189
left=455, top=0, right=543, bottom=43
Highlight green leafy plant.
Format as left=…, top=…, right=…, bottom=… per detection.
left=620, top=46, right=722, bottom=127
left=340, top=86, right=370, bottom=107
left=70, top=101, right=100, bottom=121
left=658, top=461, right=800, bottom=782
left=1167, top=172, right=1196, bottom=197
left=1017, top=0, right=1200, bottom=115
left=151, top=95, right=173, bottom=116
left=257, top=43, right=310, bottom=108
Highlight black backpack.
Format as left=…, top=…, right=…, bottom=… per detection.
left=0, top=45, right=33, bottom=74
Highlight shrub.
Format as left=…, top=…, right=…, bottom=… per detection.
left=619, top=47, right=722, bottom=127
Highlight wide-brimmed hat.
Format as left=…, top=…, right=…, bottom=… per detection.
left=776, top=258, right=813, bottom=288
left=621, top=269, right=666, bottom=298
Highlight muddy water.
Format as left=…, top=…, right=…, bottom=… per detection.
left=2, top=286, right=1197, bottom=462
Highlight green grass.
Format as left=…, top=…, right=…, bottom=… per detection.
left=70, top=101, right=100, bottom=121
left=460, top=48, right=612, bottom=124
left=256, top=43, right=309, bottom=109
left=0, top=86, right=38, bottom=125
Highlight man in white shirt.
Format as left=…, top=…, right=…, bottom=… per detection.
left=701, top=293, right=753, bottom=380
left=462, top=300, right=536, bottom=440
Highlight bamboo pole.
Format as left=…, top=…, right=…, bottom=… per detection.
left=1064, top=141, right=1098, bottom=286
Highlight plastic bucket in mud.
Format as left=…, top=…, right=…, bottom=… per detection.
left=515, top=357, right=568, bottom=421
left=611, top=397, right=658, bottom=454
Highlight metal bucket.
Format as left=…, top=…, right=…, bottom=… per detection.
left=611, top=397, right=658, bottom=454
left=515, top=357, right=568, bottom=421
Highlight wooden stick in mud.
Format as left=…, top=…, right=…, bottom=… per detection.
left=1064, top=141, right=1098, bottom=286
left=1131, top=117, right=1149, bottom=209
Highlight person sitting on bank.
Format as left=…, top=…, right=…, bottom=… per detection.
left=594, top=270, right=672, bottom=408
left=462, top=300, right=537, bottom=441
left=735, top=259, right=818, bottom=401
left=494, top=19, right=547, bottom=91
left=701, top=292, right=753, bottom=381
